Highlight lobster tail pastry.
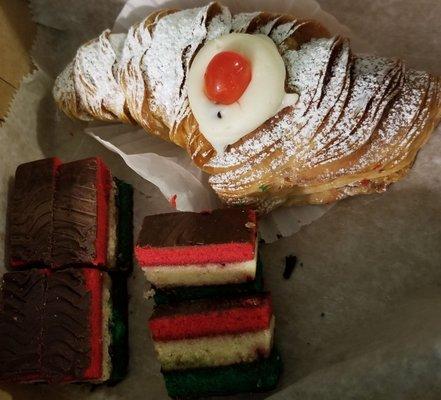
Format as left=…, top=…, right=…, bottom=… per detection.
left=54, top=2, right=441, bottom=213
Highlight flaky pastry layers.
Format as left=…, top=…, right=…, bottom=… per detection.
left=53, top=3, right=441, bottom=212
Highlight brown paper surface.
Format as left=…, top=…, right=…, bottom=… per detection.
left=0, top=1, right=440, bottom=399
left=0, top=0, right=36, bottom=120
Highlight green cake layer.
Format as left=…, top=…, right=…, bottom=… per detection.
left=163, top=349, right=282, bottom=398
left=153, top=258, right=264, bottom=305
left=108, top=179, right=133, bottom=384
left=114, top=178, right=134, bottom=273
left=108, top=272, right=129, bottom=384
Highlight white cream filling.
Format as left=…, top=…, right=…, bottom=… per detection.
left=188, top=33, right=298, bottom=154
left=155, top=316, right=275, bottom=371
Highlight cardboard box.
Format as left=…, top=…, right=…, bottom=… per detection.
left=0, top=0, right=36, bottom=123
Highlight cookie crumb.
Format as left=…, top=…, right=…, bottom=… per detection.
left=144, top=288, right=156, bottom=300
left=283, top=255, right=297, bottom=279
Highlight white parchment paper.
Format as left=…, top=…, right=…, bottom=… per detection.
left=0, top=0, right=441, bottom=399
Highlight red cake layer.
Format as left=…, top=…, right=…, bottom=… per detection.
left=149, top=293, right=272, bottom=342
left=82, top=269, right=104, bottom=381
left=137, top=242, right=255, bottom=267
left=94, top=158, right=112, bottom=266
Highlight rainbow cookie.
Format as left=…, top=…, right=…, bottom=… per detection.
left=0, top=268, right=119, bottom=383
left=149, top=293, right=274, bottom=371
left=149, top=292, right=281, bottom=397
left=136, top=209, right=257, bottom=288
left=8, top=158, right=133, bottom=272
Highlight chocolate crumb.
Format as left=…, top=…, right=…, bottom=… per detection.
left=259, top=238, right=266, bottom=245
left=321, top=312, right=325, bottom=318
left=283, top=255, right=297, bottom=279
left=276, top=234, right=283, bottom=240
left=217, top=111, right=222, bottom=119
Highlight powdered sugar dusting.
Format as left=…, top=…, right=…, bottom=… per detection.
left=118, top=17, right=154, bottom=127
left=74, top=30, right=127, bottom=121
left=207, top=10, right=232, bottom=40
left=257, top=17, right=281, bottom=35
left=142, top=4, right=231, bottom=128
left=231, top=12, right=260, bottom=32
left=270, top=22, right=296, bottom=45
left=53, top=61, right=93, bottom=121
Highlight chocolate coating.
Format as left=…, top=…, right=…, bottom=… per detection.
left=9, top=158, right=58, bottom=266
left=0, top=270, right=45, bottom=381
left=0, top=269, right=94, bottom=383
left=42, top=269, right=91, bottom=382
left=52, top=158, right=101, bottom=266
left=138, top=209, right=255, bottom=248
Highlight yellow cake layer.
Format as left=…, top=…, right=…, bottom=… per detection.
left=144, top=253, right=257, bottom=288
left=154, top=316, right=275, bottom=371
left=100, top=273, right=112, bottom=383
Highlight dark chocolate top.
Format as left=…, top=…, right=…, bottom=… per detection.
left=137, top=209, right=255, bottom=248
left=150, top=292, right=270, bottom=320
left=52, top=158, right=100, bottom=266
left=9, top=158, right=58, bottom=266
left=42, top=269, right=91, bottom=382
left=0, top=269, right=94, bottom=382
left=0, top=269, right=45, bottom=380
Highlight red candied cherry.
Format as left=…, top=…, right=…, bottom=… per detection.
left=204, top=51, right=252, bottom=105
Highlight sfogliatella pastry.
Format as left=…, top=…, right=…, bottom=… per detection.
left=53, top=3, right=441, bottom=212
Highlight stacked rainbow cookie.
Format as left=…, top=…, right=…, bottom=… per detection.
left=0, top=157, right=133, bottom=384
left=136, top=209, right=281, bottom=397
